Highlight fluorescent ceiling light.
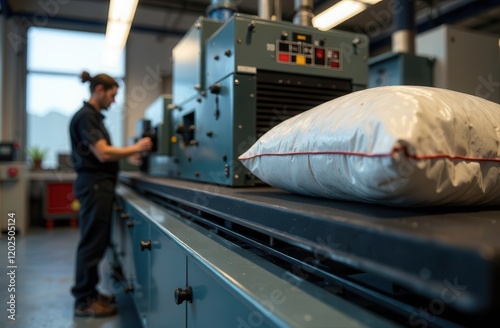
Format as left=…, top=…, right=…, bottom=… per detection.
left=312, top=0, right=367, bottom=31
left=103, top=0, right=138, bottom=66
left=358, top=0, right=382, bottom=4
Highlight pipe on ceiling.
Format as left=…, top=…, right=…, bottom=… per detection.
left=370, top=0, right=500, bottom=53
left=259, top=0, right=273, bottom=20
left=207, top=0, right=238, bottom=21
left=293, top=0, right=314, bottom=26
left=259, top=0, right=282, bottom=21
left=392, top=0, right=416, bottom=54
left=274, top=0, right=282, bottom=20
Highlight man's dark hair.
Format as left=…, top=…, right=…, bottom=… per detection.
left=81, top=71, right=119, bottom=93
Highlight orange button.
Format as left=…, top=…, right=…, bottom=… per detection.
left=296, top=55, right=306, bottom=65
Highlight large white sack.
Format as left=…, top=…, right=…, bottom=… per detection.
left=238, top=86, right=500, bottom=206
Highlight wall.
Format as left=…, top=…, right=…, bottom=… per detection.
left=0, top=15, right=3, bottom=139
left=1, top=17, right=27, bottom=146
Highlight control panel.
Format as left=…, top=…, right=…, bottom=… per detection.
left=276, top=38, right=341, bottom=69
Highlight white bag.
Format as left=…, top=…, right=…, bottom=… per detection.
left=239, top=86, right=500, bottom=206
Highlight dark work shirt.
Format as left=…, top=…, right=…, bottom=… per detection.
left=69, top=101, right=119, bottom=177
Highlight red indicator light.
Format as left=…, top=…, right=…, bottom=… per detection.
left=7, top=167, right=18, bottom=177
left=278, top=53, right=290, bottom=62
left=315, top=48, right=324, bottom=59
left=331, top=61, right=340, bottom=68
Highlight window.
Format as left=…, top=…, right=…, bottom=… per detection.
left=26, top=27, right=125, bottom=169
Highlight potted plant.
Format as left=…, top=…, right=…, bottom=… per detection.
left=26, top=145, right=49, bottom=170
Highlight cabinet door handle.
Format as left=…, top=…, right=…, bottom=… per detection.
left=174, top=286, right=193, bottom=305
left=140, top=240, right=151, bottom=251
left=120, top=213, right=130, bottom=219
left=127, top=220, right=135, bottom=228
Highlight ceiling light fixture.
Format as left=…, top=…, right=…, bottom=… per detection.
left=312, top=0, right=382, bottom=31
left=103, top=0, right=138, bottom=66
left=358, top=0, right=383, bottom=4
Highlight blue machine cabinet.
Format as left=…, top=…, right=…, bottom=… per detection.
left=368, top=52, right=434, bottom=88
left=149, top=223, right=186, bottom=327
left=111, top=184, right=400, bottom=328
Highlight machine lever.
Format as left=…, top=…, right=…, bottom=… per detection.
left=174, top=286, right=193, bottom=305
left=140, top=240, right=151, bottom=251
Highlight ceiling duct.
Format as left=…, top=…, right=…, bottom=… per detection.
left=293, top=0, right=314, bottom=26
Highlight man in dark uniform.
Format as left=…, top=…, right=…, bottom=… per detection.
left=69, top=71, right=152, bottom=317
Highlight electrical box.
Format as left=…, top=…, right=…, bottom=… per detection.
left=416, top=24, right=500, bottom=103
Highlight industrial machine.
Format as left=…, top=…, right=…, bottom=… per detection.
left=138, top=94, right=179, bottom=177
left=110, top=3, right=499, bottom=328
left=162, top=13, right=368, bottom=186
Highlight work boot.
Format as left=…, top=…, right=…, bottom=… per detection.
left=97, top=293, right=116, bottom=304
left=74, top=299, right=117, bottom=318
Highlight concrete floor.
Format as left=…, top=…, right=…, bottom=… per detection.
left=0, top=226, right=142, bottom=328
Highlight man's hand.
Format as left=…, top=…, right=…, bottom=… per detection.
left=128, top=153, right=142, bottom=166
left=136, top=137, right=153, bottom=152
left=91, top=137, right=154, bottom=163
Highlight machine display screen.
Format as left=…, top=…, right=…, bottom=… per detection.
left=292, top=32, right=312, bottom=43
left=276, top=40, right=341, bottom=70
left=0, top=143, right=16, bottom=161
left=0, top=145, right=12, bottom=156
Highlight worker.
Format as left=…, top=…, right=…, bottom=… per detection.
left=69, top=71, right=153, bottom=317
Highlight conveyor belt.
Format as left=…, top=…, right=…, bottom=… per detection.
left=119, top=171, right=500, bottom=325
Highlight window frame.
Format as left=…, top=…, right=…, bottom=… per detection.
left=25, top=26, right=126, bottom=169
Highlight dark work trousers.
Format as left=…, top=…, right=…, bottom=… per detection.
left=71, top=172, right=116, bottom=306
